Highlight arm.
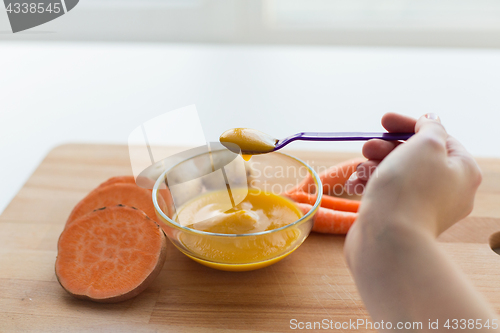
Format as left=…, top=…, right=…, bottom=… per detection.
left=344, top=113, right=498, bottom=332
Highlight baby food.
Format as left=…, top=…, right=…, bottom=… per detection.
left=173, top=188, right=304, bottom=269
left=219, top=128, right=278, bottom=155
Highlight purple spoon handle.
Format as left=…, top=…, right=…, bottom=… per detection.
left=274, top=132, right=414, bottom=151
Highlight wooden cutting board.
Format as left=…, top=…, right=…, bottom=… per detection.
left=1, top=144, right=500, bottom=333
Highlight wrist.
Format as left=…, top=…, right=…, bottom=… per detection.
left=344, top=209, right=436, bottom=273
left=356, top=193, right=441, bottom=237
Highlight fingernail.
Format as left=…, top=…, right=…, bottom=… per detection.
left=425, top=113, right=440, bottom=121
left=344, top=182, right=354, bottom=195
left=349, top=172, right=358, bottom=181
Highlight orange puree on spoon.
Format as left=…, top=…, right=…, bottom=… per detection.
left=219, top=128, right=278, bottom=156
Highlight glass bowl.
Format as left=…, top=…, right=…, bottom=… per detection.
left=152, top=147, right=321, bottom=271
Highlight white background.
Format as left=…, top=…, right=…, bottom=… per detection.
left=1, top=42, right=500, bottom=214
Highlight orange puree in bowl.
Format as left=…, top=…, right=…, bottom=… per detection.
left=177, top=188, right=302, bottom=233
left=173, top=189, right=304, bottom=269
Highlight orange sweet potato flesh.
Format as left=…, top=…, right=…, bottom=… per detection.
left=56, top=205, right=167, bottom=303
left=94, top=175, right=173, bottom=228
left=66, top=183, right=163, bottom=227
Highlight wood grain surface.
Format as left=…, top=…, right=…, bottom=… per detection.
left=1, top=144, right=500, bottom=333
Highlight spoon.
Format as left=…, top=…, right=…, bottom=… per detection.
left=220, top=128, right=414, bottom=155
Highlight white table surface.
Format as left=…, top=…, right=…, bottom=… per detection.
left=1, top=42, right=499, bottom=214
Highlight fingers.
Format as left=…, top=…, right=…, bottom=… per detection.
left=382, top=113, right=417, bottom=133
left=344, top=172, right=367, bottom=195
left=345, top=160, right=380, bottom=195
left=361, top=112, right=414, bottom=161
left=362, top=139, right=400, bottom=160
left=356, top=160, right=380, bottom=181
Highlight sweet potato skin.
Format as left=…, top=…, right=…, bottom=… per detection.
left=65, top=183, right=164, bottom=227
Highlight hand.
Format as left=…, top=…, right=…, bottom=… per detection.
left=343, top=114, right=497, bottom=331
left=345, top=112, right=482, bottom=236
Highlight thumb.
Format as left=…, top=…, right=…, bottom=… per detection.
left=413, top=113, right=448, bottom=152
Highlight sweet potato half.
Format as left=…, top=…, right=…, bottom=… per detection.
left=56, top=205, right=167, bottom=303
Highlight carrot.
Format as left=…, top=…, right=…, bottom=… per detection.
left=285, top=191, right=360, bottom=213
left=297, top=203, right=357, bottom=234
left=66, top=183, right=164, bottom=227
left=287, top=158, right=365, bottom=195
left=56, top=205, right=167, bottom=303
left=97, top=176, right=136, bottom=189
